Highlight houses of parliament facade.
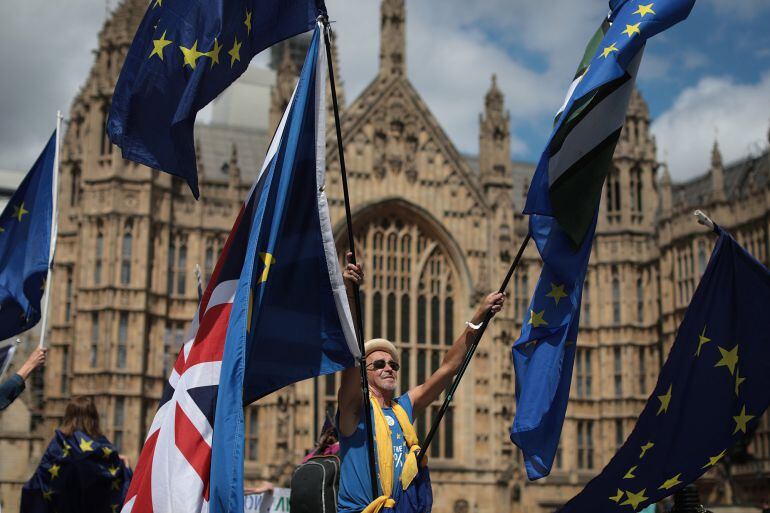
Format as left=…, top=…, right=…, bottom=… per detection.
left=0, top=0, right=768, bottom=512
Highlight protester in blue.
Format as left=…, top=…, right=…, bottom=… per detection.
left=338, top=258, right=505, bottom=513
left=0, top=347, right=46, bottom=411
left=21, top=396, right=132, bottom=513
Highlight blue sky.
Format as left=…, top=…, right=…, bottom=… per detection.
left=0, top=0, right=768, bottom=183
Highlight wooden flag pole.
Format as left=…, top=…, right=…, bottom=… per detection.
left=38, top=111, right=63, bottom=349
left=417, top=232, right=532, bottom=466
left=322, top=18, right=379, bottom=499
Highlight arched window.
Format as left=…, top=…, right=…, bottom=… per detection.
left=698, top=240, right=707, bottom=276
left=417, top=295, right=426, bottom=342
left=321, top=210, right=461, bottom=460
left=583, top=279, right=591, bottom=325
left=612, top=277, right=621, bottom=325
left=121, top=221, right=133, bottom=285
left=444, top=297, right=454, bottom=345
left=400, top=294, right=410, bottom=342
left=372, top=292, right=383, bottom=338
left=636, top=277, right=644, bottom=323
left=167, top=239, right=176, bottom=295
left=177, top=242, right=187, bottom=295
left=94, top=224, right=104, bottom=285
left=386, top=293, right=396, bottom=340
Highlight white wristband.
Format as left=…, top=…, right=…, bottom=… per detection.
left=465, top=321, right=482, bottom=330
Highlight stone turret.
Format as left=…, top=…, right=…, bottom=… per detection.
left=660, top=162, right=672, bottom=215
left=379, top=0, right=406, bottom=77
left=270, top=46, right=298, bottom=134
left=710, top=140, right=725, bottom=201
left=479, top=75, right=511, bottom=194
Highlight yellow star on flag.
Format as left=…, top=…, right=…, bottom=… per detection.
left=695, top=326, right=711, bottom=357
left=43, top=490, right=53, bottom=501
left=735, top=369, right=746, bottom=397
left=111, top=479, right=121, bottom=491
left=244, top=10, right=252, bottom=35
left=207, top=38, right=222, bottom=68
left=546, top=283, right=568, bottom=306
left=13, top=203, right=29, bottom=222
left=610, top=489, right=625, bottom=503
left=111, top=505, right=119, bottom=513
left=258, top=252, right=275, bottom=284
left=48, top=464, right=61, bottom=479
left=624, top=465, right=638, bottom=479
left=733, top=405, right=755, bottom=434
left=149, top=31, right=173, bottom=61
left=634, top=3, right=656, bottom=17
left=601, top=42, right=619, bottom=59
left=659, top=473, right=682, bottom=490
left=702, top=449, right=726, bottom=468
left=656, top=384, right=672, bottom=415
left=228, top=37, right=242, bottom=66
left=621, top=489, right=648, bottom=510
left=180, top=41, right=206, bottom=69
left=108, top=466, right=119, bottom=476
left=639, top=442, right=654, bottom=459
left=152, top=0, right=162, bottom=8
left=79, top=438, right=94, bottom=452
left=0, top=226, right=5, bottom=233
left=102, top=446, right=113, bottom=458
left=528, top=309, right=548, bottom=328
left=63, top=443, right=71, bottom=457
left=715, top=344, right=739, bottom=375
left=622, top=23, right=642, bottom=38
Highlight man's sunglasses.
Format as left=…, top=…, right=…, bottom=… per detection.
left=366, top=359, right=400, bottom=372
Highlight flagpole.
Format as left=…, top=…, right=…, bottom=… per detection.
left=417, top=232, right=531, bottom=465
left=322, top=19, right=379, bottom=499
left=38, top=111, right=63, bottom=349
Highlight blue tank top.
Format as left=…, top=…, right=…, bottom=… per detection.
left=337, top=395, right=413, bottom=513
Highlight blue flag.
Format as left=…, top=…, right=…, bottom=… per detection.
left=0, top=133, right=56, bottom=341
left=557, top=227, right=770, bottom=513
left=107, top=0, right=327, bottom=198
left=21, top=430, right=133, bottom=513
left=511, top=0, right=696, bottom=480
left=209, top=25, right=359, bottom=513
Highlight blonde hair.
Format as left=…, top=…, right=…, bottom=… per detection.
left=60, top=396, right=102, bottom=438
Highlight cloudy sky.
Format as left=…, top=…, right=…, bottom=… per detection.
left=1, top=0, right=769, bottom=182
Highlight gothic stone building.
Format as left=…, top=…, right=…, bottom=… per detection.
left=1, top=0, right=769, bottom=512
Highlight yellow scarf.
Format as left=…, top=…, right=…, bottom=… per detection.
left=362, top=395, right=426, bottom=513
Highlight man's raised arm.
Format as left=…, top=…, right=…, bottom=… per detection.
left=408, top=292, right=505, bottom=416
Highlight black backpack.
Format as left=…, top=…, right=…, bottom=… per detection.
left=290, top=455, right=340, bottom=513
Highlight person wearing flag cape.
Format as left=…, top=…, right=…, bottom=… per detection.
left=338, top=258, right=505, bottom=513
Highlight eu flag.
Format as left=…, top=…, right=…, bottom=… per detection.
left=21, top=430, right=132, bottom=513
left=511, top=0, right=696, bottom=480
left=557, top=227, right=770, bottom=513
left=107, top=0, right=327, bottom=198
left=0, top=133, right=56, bottom=341
left=209, top=25, right=359, bottom=513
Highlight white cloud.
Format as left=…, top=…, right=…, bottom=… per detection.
left=651, top=73, right=770, bottom=181
left=326, top=0, right=608, bottom=158
left=0, top=2, right=106, bottom=171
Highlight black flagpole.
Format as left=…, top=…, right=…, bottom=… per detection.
left=417, top=232, right=532, bottom=466
left=322, top=19, right=379, bottom=499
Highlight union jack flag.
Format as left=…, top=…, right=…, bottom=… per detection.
left=122, top=24, right=358, bottom=513
left=121, top=188, right=257, bottom=513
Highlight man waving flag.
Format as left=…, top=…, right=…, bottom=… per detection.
left=121, top=23, right=359, bottom=513
left=511, top=0, right=696, bottom=480
left=108, top=0, right=327, bottom=198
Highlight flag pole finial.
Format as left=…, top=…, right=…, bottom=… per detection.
left=694, top=210, right=716, bottom=233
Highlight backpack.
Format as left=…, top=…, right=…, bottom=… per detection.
left=290, top=455, right=340, bottom=513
